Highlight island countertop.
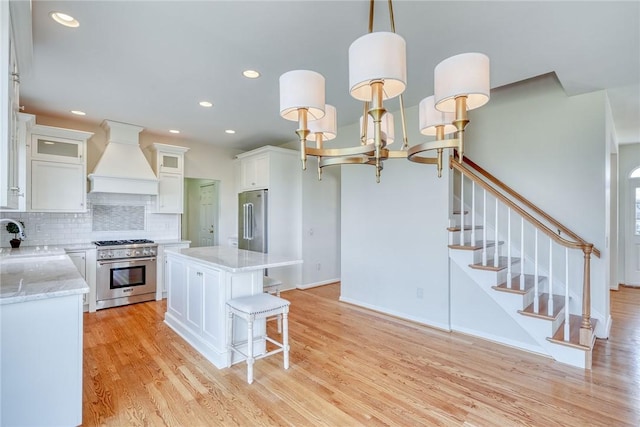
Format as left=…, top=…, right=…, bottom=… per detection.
left=0, top=252, right=89, bottom=305
left=165, top=246, right=302, bottom=273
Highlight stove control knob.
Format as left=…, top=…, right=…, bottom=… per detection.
left=135, top=250, right=141, bottom=256
left=125, top=251, right=131, bottom=257
left=149, top=248, right=156, bottom=255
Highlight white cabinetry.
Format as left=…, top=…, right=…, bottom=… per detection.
left=66, top=248, right=97, bottom=312
left=239, top=153, right=269, bottom=191
left=156, top=241, right=190, bottom=300
left=0, top=1, right=26, bottom=210
left=1, top=294, right=84, bottom=426
left=151, top=143, right=189, bottom=213
left=67, top=251, right=87, bottom=306
left=27, top=125, right=93, bottom=212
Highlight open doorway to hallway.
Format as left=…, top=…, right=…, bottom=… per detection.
left=182, top=178, right=220, bottom=247
left=625, top=167, right=640, bottom=286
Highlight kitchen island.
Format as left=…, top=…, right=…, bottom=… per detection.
left=163, top=246, right=302, bottom=369
left=0, top=248, right=88, bottom=427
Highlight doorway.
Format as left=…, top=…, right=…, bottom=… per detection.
left=625, top=167, right=640, bottom=286
left=182, top=178, right=219, bottom=247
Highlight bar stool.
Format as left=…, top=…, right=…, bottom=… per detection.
left=226, top=293, right=290, bottom=384
left=263, top=276, right=283, bottom=332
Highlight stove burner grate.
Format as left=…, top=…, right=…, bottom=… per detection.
left=93, top=239, right=155, bottom=246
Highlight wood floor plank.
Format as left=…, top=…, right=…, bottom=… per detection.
left=82, top=284, right=640, bottom=426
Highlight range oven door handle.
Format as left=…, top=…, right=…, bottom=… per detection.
left=98, top=257, right=157, bottom=266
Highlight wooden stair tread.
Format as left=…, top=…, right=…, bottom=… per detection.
left=448, top=240, right=502, bottom=250
left=491, top=274, right=543, bottom=295
left=517, top=293, right=565, bottom=320
left=447, top=225, right=483, bottom=232
left=469, top=256, right=520, bottom=272
left=546, top=315, right=597, bottom=350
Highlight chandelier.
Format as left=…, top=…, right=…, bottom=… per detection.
left=279, top=0, right=490, bottom=182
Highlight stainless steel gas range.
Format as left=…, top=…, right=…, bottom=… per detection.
left=93, top=239, right=158, bottom=310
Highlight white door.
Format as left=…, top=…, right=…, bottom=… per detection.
left=198, top=183, right=216, bottom=247
left=625, top=177, right=640, bottom=286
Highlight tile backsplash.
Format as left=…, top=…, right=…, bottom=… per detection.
left=0, top=193, right=180, bottom=247
left=92, top=204, right=145, bottom=231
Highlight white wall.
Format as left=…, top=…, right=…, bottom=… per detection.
left=618, top=143, right=640, bottom=284
left=338, top=107, right=451, bottom=329
left=300, top=163, right=341, bottom=288
left=605, top=95, right=619, bottom=290
left=457, top=73, right=609, bottom=332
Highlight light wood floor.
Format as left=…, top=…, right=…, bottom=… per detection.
left=83, top=284, right=640, bottom=426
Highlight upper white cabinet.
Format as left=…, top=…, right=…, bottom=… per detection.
left=28, top=125, right=93, bottom=212
left=0, top=1, right=31, bottom=210
left=239, top=152, right=269, bottom=191
left=151, top=143, right=189, bottom=213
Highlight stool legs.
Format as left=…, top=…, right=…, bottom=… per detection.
left=247, top=317, right=254, bottom=384
left=276, top=289, right=282, bottom=334
left=227, top=295, right=290, bottom=384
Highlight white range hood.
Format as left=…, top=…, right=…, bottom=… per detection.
left=88, top=120, right=158, bottom=195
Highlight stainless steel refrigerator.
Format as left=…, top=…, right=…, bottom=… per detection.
left=238, top=189, right=268, bottom=252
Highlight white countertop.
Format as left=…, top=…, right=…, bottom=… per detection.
left=0, top=253, right=89, bottom=305
left=165, top=246, right=302, bottom=273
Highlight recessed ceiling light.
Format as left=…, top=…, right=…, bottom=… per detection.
left=70, top=110, right=86, bottom=116
left=50, top=12, right=80, bottom=28
left=242, top=70, right=260, bottom=79
left=169, top=129, right=180, bottom=134
left=199, top=101, right=213, bottom=108
left=225, top=129, right=236, bottom=134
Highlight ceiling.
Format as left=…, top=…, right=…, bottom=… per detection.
left=19, top=1, right=640, bottom=151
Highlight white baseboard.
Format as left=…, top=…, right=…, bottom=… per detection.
left=338, top=296, right=451, bottom=332
left=451, top=324, right=547, bottom=356
left=296, top=278, right=341, bottom=290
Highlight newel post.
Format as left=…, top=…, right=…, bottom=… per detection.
left=579, top=244, right=594, bottom=347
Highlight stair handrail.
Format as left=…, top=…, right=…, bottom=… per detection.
left=450, top=156, right=596, bottom=346
left=460, top=156, right=600, bottom=258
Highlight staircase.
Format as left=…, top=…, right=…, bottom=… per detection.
left=448, top=157, right=599, bottom=369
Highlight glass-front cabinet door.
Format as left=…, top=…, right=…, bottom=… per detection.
left=31, top=134, right=83, bottom=163
left=159, top=153, right=183, bottom=174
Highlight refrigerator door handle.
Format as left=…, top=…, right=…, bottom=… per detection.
left=247, top=202, right=254, bottom=240
left=242, top=203, right=248, bottom=240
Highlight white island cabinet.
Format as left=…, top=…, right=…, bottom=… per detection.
left=164, top=246, right=302, bottom=369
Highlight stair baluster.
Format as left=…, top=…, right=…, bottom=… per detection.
left=520, top=217, right=525, bottom=290
left=534, top=229, right=539, bottom=313
left=460, top=171, right=465, bottom=246
left=482, top=189, right=487, bottom=266
left=548, top=238, right=554, bottom=316
left=507, top=207, right=512, bottom=288
left=471, top=181, right=476, bottom=245
left=494, top=198, right=499, bottom=267
left=564, top=247, right=570, bottom=340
